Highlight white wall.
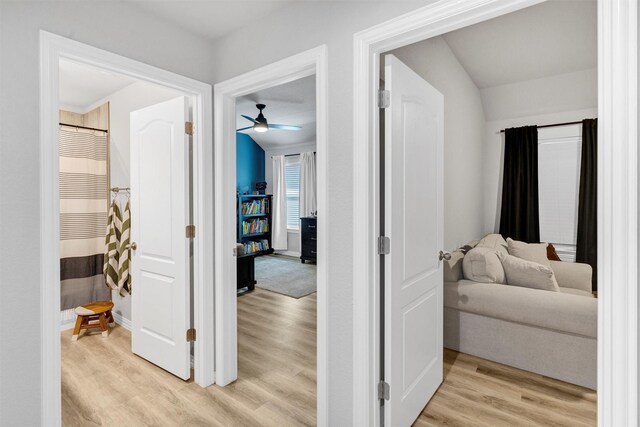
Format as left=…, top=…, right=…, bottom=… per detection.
left=210, top=2, right=432, bottom=422
left=264, top=142, right=317, bottom=256
left=481, top=68, right=597, bottom=121
left=484, top=108, right=598, bottom=233
left=0, top=2, right=217, bottom=424
left=89, top=81, right=183, bottom=321
left=387, top=36, right=487, bottom=249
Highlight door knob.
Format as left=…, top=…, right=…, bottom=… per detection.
left=129, top=242, right=138, bottom=250
left=439, top=250, right=451, bottom=261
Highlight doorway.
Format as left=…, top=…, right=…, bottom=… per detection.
left=213, top=45, right=328, bottom=423
left=353, top=0, right=638, bottom=425
left=39, top=31, right=214, bottom=423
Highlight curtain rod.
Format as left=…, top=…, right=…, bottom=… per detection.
left=499, top=120, right=583, bottom=134
left=270, top=152, right=316, bottom=158
left=59, top=122, right=108, bottom=133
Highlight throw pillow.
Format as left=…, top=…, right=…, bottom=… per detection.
left=462, top=247, right=506, bottom=284
left=507, top=238, right=550, bottom=267
left=547, top=243, right=562, bottom=261
left=477, top=233, right=509, bottom=256
left=498, top=252, right=559, bottom=292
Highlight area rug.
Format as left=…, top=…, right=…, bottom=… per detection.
left=254, top=254, right=316, bottom=298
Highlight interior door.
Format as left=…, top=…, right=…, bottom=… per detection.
left=384, top=54, right=444, bottom=426
left=130, top=96, right=191, bottom=380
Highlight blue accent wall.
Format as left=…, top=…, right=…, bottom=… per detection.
left=236, top=133, right=265, bottom=194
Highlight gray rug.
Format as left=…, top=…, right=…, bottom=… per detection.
left=254, top=254, right=316, bottom=298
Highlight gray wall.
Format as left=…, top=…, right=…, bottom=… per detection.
left=0, top=2, right=216, bottom=424
left=210, top=1, right=431, bottom=423
left=387, top=36, right=488, bottom=250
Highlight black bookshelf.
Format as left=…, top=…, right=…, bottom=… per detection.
left=237, top=194, right=274, bottom=257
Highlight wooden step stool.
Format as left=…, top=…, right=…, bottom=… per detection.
left=72, top=301, right=115, bottom=341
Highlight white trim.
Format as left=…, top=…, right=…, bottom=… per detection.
left=40, top=31, right=214, bottom=427
left=112, top=312, right=132, bottom=331
left=598, top=0, right=638, bottom=425
left=214, top=45, right=328, bottom=426
left=352, top=0, right=638, bottom=425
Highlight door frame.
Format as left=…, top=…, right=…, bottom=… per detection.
left=40, top=31, right=215, bottom=426
left=352, top=0, right=638, bottom=425
left=213, top=45, right=328, bottom=425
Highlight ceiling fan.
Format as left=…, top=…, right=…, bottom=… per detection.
left=237, top=104, right=302, bottom=133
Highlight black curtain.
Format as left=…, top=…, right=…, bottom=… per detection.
left=499, top=125, right=540, bottom=243
left=576, top=119, right=598, bottom=291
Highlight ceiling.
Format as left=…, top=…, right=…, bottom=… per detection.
left=59, top=60, right=136, bottom=111
left=442, top=0, right=597, bottom=89
left=130, top=0, right=293, bottom=42
left=236, top=75, right=316, bottom=149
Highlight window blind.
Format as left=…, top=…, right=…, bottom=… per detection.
left=285, top=160, right=301, bottom=230
left=538, top=125, right=582, bottom=261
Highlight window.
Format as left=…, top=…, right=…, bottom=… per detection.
left=538, top=125, right=582, bottom=261
left=285, top=156, right=300, bottom=230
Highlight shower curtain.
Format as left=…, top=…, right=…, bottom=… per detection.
left=59, top=127, right=111, bottom=310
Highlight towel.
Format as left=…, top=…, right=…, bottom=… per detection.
left=104, top=200, right=122, bottom=290
left=118, top=200, right=132, bottom=296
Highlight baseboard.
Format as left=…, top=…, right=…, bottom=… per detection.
left=60, top=308, right=76, bottom=331
left=112, top=312, right=132, bottom=331
left=276, top=250, right=301, bottom=258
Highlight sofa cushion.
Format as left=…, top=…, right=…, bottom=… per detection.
left=559, top=287, right=594, bottom=298
left=444, top=280, right=597, bottom=338
left=463, top=247, right=506, bottom=284
left=443, top=251, right=465, bottom=282
left=499, top=253, right=559, bottom=292
left=477, top=233, right=508, bottom=255
left=507, top=238, right=550, bottom=267
left=547, top=243, right=562, bottom=261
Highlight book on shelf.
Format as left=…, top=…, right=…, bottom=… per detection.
left=241, top=198, right=270, bottom=215
left=242, top=218, right=269, bottom=235
left=241, top=239, right=270, bottom=255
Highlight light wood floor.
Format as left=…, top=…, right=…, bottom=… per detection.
left=62, top=288, right=595, bottom=426
left=415, top=350, right=596, bottom=426
left=61, top=289, right=316, bottom=426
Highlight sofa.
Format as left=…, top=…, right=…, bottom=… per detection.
left=443, top=234, right=597, bottom=389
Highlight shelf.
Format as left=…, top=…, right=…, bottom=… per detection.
left=240, top=194, right=270, bottom=198
left=241, top=232, right=268, bottom=238
left=241, top=213, right=268, bottom=218
left=237, top=249, right=273, bottom=258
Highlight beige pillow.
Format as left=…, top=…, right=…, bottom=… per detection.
left=507, top=238, right=550, bottom=267
left=498, top=252, right=559, bottom=292
left=477, top=233, right=509, bottom=256
left=462, top=247, right=506, bottom=284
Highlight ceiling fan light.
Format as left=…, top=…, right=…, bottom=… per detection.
left=253, top=122, right=268, bottom=132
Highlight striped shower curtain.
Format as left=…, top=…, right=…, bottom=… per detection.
left=59, top=127, right=111, bottom=310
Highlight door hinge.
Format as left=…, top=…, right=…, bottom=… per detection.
left=378, top=381, right=390, bottom=401
left=377, top=236, right=390, bottom=255
left=186, top=224, right=196, bottom=239
left=378, top=89, right=390, bottom=109
left=185, top=121, right=193, bottom=136
left=187, top=328, right=196, bottom=342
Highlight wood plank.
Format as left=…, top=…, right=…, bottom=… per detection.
left=62, top=288, right=595, bottom=426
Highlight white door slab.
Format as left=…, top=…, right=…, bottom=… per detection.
left=130, top=96, right=191, bottom=380
left=384, top=54, right=444, bottom=426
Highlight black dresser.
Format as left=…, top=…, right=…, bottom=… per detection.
left=300, top=216, right=317, bottom=263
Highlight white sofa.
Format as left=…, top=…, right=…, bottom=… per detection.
left=443, top=236, right=597, bottom=389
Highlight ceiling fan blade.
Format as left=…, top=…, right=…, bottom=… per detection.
left=241, top=115, right=258, bottom=124
left=236, top=126, right=253, bottom=132
left=269, top=123, right=302, bottom=131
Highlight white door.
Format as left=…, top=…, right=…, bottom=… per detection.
left=384, top=55, right=444, bottom=426
left=130, top=96, right=191, bottom=380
